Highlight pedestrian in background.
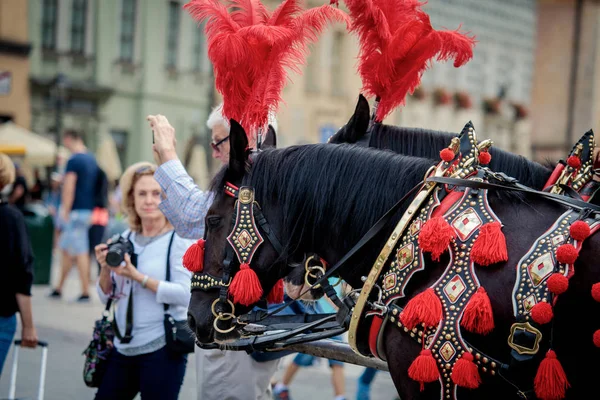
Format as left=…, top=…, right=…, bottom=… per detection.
left=0, top=152, right=38, bottom=376
left=94, top=162, right=193, bottom=399
left=50, top=130, right=98, bottom=302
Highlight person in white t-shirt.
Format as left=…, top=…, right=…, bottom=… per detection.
left=94, top=162, right=194, bottom=400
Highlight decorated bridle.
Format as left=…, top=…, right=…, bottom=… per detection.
left=185, top=181, right=285, bottom=334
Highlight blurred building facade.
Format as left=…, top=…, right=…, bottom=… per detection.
left=0, top=0, right=32, bottom=129
left=27, top=0, right=212, bottom=170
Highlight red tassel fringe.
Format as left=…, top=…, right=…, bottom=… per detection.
left=229, top=263, right=263, bottom=306
left=592, top=282, right=600, bottom=302
left=471, top=222, right=508, bottom=266
left=569, top=220, right=591, bottom=241
left=182, top=239, right=205, bottom=273
left=408, top=349, right=440, bottom=387
left=530, top=302, right=553, bottom=325
left=556, top=244, right=578, bottom=265
left=547, top=274, right=569, bottom=295
left=451, top=352, right=481, bottom=389
left=461, top=287, right=494, bottom=335
left=534, top=350, right=570, bottom=400
left=418, top=216, right=456, bottom=261
left=400, top=288, right=442, bottom=330
left=267, top=279, right=284, bottom=304
left=478, top=151, right=491, bottom=165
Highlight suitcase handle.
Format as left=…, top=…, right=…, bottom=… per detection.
left=13, top=340, right=48, bottom=348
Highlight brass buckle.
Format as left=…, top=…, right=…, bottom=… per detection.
left=507, top=322, right=542, bottom=355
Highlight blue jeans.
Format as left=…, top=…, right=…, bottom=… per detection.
left=359, top=367, right=378, bottom=385
left=94, top=346, right=187, bottom=400
left=0, top=314, right=17, bottom=377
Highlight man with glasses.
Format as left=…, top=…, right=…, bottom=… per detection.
left=147, top=104, right=280, bottom=400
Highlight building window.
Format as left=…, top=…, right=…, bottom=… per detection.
left=110, top=130, right=129, bottom=168
left=192, top=28, right=204, bottom=71
left=330, top=31, right=344, bottom=96
left=166, top=1, right=181, bottom=68
left=120, top=0, right=137, bottom=62
left=42, top=0, right=58, bottom=50
left=71, top=0, right=88, bottom=54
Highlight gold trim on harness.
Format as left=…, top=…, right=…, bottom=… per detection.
left=507, top=322, right=542, bottom=355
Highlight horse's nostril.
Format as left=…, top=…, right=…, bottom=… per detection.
left=187, top=313, right=197, bottom=333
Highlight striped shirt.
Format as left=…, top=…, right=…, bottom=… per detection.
left=155, top=159, right=213, bottom=240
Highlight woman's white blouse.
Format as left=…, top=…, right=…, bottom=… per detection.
left=96, top=230, right=194, bottom=350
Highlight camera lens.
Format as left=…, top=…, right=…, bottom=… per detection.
left=106, top=248, right=124, bottom=267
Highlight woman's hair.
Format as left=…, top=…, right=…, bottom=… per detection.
left=206, top=102, right=279, bottom=133
left=119, top=161, right=160, bottom=232
left=0, top=153, right=16, bottom=191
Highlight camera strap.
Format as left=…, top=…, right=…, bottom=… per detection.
left=112, top=232, right=135, bottom=344
left=163, top=232, right=176, bottom=313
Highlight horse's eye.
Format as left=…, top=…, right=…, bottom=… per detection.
left=207, top=216, right=222, bottom=229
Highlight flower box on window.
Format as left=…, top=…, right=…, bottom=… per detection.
left=433, top=88, right=451, bottom=106
left=511, top=103, right=528, bottom=120
left=454, top=91, right=472, bottom=109
left=483, top=98, right=501, bottom=115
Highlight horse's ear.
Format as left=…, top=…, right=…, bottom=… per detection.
left=228, top=119, right=249, bottom=179
left=261, top=125, right=277, bottom=149
left=329, top=94, right=370, bottom=144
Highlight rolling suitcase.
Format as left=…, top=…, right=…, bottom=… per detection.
left=6, top=340, right=48, bottom=400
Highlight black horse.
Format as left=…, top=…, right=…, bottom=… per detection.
left=187, top=121, right=600, bottom=400
left=328, top=95, right=553, bottom=190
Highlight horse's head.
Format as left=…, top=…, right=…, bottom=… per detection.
left=328, top=94, right=371, bottom=145
left=188, top=120, right=303, bottom=344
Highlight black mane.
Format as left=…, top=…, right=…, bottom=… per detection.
left=370, top=124, right=553, bottom=189
left=238, top=144, right=434, bottom=256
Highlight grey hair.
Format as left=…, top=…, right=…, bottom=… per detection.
left=206, top=102, right=278, bottom=133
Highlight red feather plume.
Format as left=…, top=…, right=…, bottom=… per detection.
left=344, top=0, right=476, bottom=122
left=184, top=0, right=349, bottom=137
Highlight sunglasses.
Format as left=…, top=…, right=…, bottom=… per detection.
left=211, top=135, right=230, bottom=152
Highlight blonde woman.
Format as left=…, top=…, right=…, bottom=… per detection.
left=94, top=162, right=194, bottom=400
left=0, top=153, right=38, bottom=376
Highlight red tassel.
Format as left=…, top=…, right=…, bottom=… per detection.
left=530, top=302, right=553, bottom=325
left=451, top=352, right=481, bottom=389
left=182, top=239, right=205, bottom=273
left=592, top=282, right=600, bottom=302
left=267, top=279, right=284, bottom=304
left=569, top=220, right=591, bottom=241
left=461, top=287, right=494, bottom=335
left=556, top=244, right=578, bottom=265
left=567, top=155, right=581, bottom=169
left=440, top=148, right=455, bottom=162
left=471, top=222, right=508, bottom=266
left=418, top=217, right=456, bottom=261
left=478, top=151, right=491, bottom=165
left=408, top=349, right=440, bottom=387
left=593, top=330, right=600, bottom=348
left=547, top=274, right=569, bottom=295
left=229, top=263, right=263, bottom=306
left=534, top=350, right=570, bottom=400
left=400, top=288, right=442, bottom=330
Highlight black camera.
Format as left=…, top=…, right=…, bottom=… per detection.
left=105, top=234, right=135, bottom=267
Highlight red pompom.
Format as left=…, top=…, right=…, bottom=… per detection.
left=229, top=263, right=263, bottom=306
left=534, top=350, right=570, bottom=400
left=569, top=221, right=591, bottom=241
left=461, top=287, right=494, bottom=335
left=471, top=222, right=508, bottom=266
left=418, top=216, right=456, bottom=261
left=530, top=302, right=553, bottom=324
left=440, top=148, right=455, bottom=162
left=567, top=155, right=581, bottom=169
left=591, top=282, right=600, bottom=302
left=556, top=244, right=578, bottom=265
left=547, top=274, right=569, bottom=295
left=594, top=330, right=600, bottom=348
left=182, top=239, right=205, bottom=273
left=400, top=288, right=442, bottom=330
left=408, top=349, right=439, bottom=388
left=267, top=279, right=284, bottom=304
left=451, top=352, right=481, bottom=389
left=478, top=151, right=492, bottom=165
